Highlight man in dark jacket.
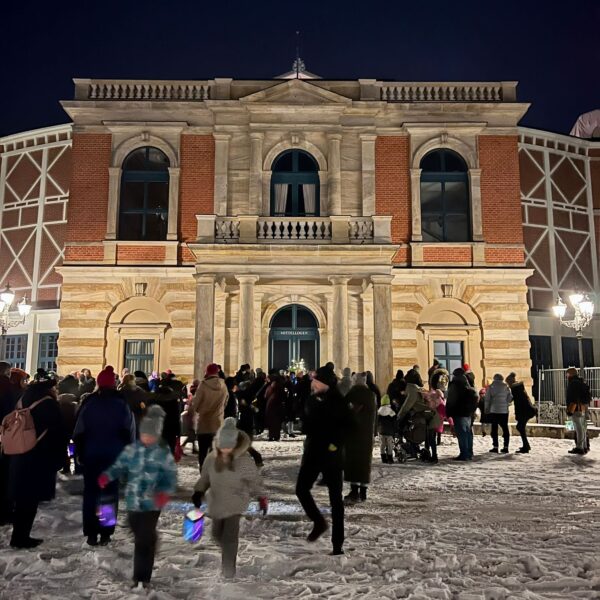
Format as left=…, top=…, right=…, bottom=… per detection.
left=73, top=365, right=135, bottom=546
left=296, top=366, right=353, bottom=556
left=386, top=370, right=406, bottom=412
left=506, top=372, right=536, bottom=454
left=565, top=367, right=591, bottom=455
left=151, top=382, right=181, bottom=454
left=446, top=368, right=478, bottom=461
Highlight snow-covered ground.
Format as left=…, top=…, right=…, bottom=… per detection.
left=2, top=434, right=600, bottom=599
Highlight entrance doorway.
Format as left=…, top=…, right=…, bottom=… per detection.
left=269, top=304, right=319, bottom=372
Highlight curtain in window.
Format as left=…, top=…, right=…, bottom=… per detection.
left=274, top=184, right=289, bottom=214
left=302, top=184, right=316, bottom=215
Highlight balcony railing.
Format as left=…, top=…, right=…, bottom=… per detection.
left=378, top=82, right=517, bottom=103
left=74, top=79, right=211, bottom=101
left=197, top=215, right=391, bottom=245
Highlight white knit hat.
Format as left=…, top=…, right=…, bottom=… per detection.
left=216, top=417, right=239, bottom=449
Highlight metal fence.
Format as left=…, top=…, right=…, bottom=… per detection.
left=537, top=367, right=600, bottom=425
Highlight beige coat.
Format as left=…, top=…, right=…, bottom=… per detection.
left=192, top=376, right=228, bottom=434
left=194, top=430, right=263, bottom=519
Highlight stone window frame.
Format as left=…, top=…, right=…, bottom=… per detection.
left=107, top=134, right=180, bottom=241
left=262, top=139, right=328, bottom=216
left=411, top=136, right=483, bottom=243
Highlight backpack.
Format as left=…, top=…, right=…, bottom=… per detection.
left=0, top=396, right=50, bottom=455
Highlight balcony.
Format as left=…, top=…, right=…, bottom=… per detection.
left=196, top=215, right=392, bottom=245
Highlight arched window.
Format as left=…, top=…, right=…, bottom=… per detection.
left=119, top=146, right=170, bottom=240
left=420, top=149, right=470, bottom=242
left=271, top=150, right=319, bottom=216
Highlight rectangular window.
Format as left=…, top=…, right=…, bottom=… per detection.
left=38, top=333, right=59, bottom=372
left=1, top=334, right=28, bottom=369
left=124, top=339, right=155, bottom=375
left=433, top=340, right=464, bottom=374
left=561, top=337, right=594, bottom=369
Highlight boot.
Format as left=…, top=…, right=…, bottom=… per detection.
left=387, top=453, right=394, bottom=464
left=307, top=518, right=328, bottom=542
left=501, top=447, right=509, bottom=454
left=489, top=447, right=499, bottom=453
left=344, top=485, right=360, bottom=505
left=381, top=454, right=387, bottom=464
left=359, top=486, right=367, bottom=502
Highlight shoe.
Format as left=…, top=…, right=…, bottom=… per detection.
left=489, top=447, right=499, bottom=453
left=359, top=487, right=367, bottom=502
left=453, top=455, right=468, bottom=461
left=86, top=535, right=98, bottom=546
left=501, top=447, right=509, bottom=454
left=428, top=457, right=439, bottom=464
left=568, top=448, right=579, bottom=454
left=307, top=519, right=328, bottom=542
left=344, top=485, right=360, bottom=505
left=10, top=537, right=43, bottom=549
left=387, top=453, right=394, bottom=464
left=329, top=548, right=345, bottom=555
left=571, top=448, right=585, bottom=455
left=516, top=447, right=530, bottom=454
left=99, top=534, right=111, bottom=546
left=381, top=454, right=387, bottom=464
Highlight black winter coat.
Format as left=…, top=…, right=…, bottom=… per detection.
left=344, top=385, right=377, bottom=484
left=566, top=376, right=591, bottom=407
left=512, top=382, right=536, bottom=422
left=9, top=384, right=65, bottom=503
left=302, top=386, right=353, bottom=459
left=446, top=376, right=478, bottom=419
left=151, top=387, right=181, bottom=448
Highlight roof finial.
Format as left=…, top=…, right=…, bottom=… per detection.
left=293, top=30, right=305, bottom=78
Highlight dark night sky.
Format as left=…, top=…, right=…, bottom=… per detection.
left=1, top=0, right=598, bottom=137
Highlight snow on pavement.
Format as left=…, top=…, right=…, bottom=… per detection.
left=1, top=435, right=600, bottom=599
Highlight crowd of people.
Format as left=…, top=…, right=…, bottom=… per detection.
left=0, top=357, right=593, bottom=590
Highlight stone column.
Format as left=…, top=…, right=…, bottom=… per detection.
left=371, top=275, right=394, bottom=388
left=194, top=273, right=216, bottom=378
left=410, top=168, right=422, bottom=241
left=327, top=133, right=342, bottom=215
left=106, top=167, right=121, bottom=240
left=236, top=275, right=259, bottom=367
left=214, top=134, right=231, bottom=215
left=249, top=132, right=264, bottom=215
left=166, top=167, right=180, bottom=241
left=360, top=134, right=377, bottom=216
left=328, top=275, right=351, bottom=372
left=468, top=168, right=484, bottom=242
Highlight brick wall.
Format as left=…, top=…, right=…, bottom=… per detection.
left=423, top=246, right=472, bottom=263
left=179, top=135, right=215, bottom=241
left=479, top=135, right=523, bottom=247
left=116, top=245, right=166, bottom=262
left=375, top=136, right=411, bottom=256
left=485, top=247, right=525, bottom=264
left=66, top=133, right=112, bottom=243
left=64, top=245, right=104, bottom=262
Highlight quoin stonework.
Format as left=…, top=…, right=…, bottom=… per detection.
left=0, top=71, right=598, bottom=392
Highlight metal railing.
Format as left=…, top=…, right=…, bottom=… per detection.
left=537, top=367, right=600, bottom=424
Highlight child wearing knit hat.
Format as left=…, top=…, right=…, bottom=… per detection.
left=98, top=405, right=177, bottom=591
left=191, top=417, right=267, bottom=579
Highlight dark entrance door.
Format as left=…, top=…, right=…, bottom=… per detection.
left=269, top=304, right=319, bottom=372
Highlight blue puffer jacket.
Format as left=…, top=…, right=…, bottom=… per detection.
left=103, top=440, right=177, bottom=511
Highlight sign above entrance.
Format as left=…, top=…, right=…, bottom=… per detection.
left=276, top=330, right=312, bottom=336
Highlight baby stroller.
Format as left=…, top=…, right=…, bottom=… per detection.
left=394, top=409, right=436, bottom=463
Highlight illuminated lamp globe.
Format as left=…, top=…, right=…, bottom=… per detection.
left=0, top=284, right=15, bottom=307
left=579, top=299, right=594, bottom=318
left=552, top=298, right=567, bottom=319
left=569, top=292, right=584, bottom=307
left=17, top=297, right=32, bottom=318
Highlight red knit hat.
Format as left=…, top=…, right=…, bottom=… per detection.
left=463, top=363, right=471, bottom=372
left=97, top=366, right=116, bottom=388
left=205, top=363, right=219, bottom=377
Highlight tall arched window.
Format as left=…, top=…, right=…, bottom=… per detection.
left=271, top=150, right=319, bottom=216
left=420, top=149, right=470, bottom=242
left=119, top=146, right=170, bottom=240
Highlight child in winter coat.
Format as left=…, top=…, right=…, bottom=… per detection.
left=191, top=417, right=267, bottom=579
left=377, top=394, right=396, bottom=463
left=98, top=405, right=177, bottom=591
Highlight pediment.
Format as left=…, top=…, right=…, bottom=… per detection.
left=240, top=79, right=351, bottom=106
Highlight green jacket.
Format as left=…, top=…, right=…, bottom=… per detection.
left=104, top=440, right=177, bottom=511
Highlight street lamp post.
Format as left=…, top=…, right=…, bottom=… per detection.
left=0, top=283, right=32, bottom=360
left=552, top=292, right=595, bottom=373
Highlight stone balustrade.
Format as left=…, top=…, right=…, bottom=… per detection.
left=75, top=79, right=211, bottom=101
left=379, top=82, right=517, bottom=103
left=196, top=215, right=392, bottom=244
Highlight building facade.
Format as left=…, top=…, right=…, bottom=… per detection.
left=0, top=74, right=598, bottom=389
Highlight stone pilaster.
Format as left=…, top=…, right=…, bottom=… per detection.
left=213, top=134, right=230, bottom=215
left=327, top=133, right=342, bottom=215
left=249, top=132, right=264, bottom=215
left=236, top=275, right=259, bottom=367
left=469, top=168, right=484, bottom=242
left=410, top=168, right=422, bottom=242
left=194, top=273, right=216, bottom=377
left=371, top=275, right=394, bottom=388
left=328, top=275, right=351, bottom=372
left=360, top=134, right=376, bottom=216
left=166, top=167, right=180, bottom=241
left=106, top=167, right=121, bottom=240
